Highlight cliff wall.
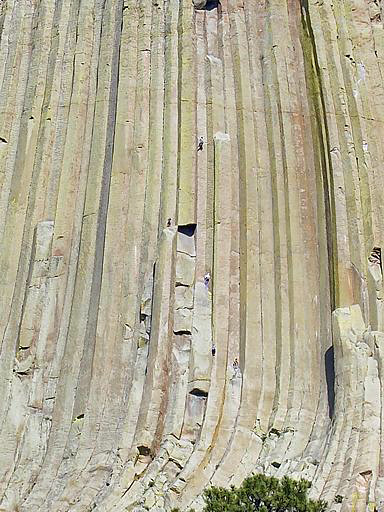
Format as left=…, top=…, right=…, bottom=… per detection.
left=0, top=0, right=384, bottom=510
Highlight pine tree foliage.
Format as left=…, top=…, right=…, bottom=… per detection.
left=171, top=474, right=327, bottom=512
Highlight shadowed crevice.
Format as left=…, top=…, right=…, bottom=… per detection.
left=189, top=388, right=208, bottom=398
left=137, top=445, right=151, bottom=456
left=178, top=224, right=197, bottom=237
left=325, top=346, right=335, bottom=418
left=205, top=0, right=220, bottom=10
left=174, top=329, right=192, bottom=335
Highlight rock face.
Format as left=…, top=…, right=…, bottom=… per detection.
left=0, top=0, right=384, bottom=511
left=192, top=0, right=207, bottom=8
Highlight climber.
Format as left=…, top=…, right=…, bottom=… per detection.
left=166, top=218, right=172, bottom=227
left=204, top=272, right=210, bottom=288
left=212, top=343, right=216, bottom=356
left=233, top=358, right=239, bottom=372
left=197, top=136, right=204, bottom=152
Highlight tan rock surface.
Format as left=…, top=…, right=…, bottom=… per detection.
left=1, top=0, right=384, bottom=510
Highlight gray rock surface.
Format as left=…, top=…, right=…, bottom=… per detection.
left=0, top=0, right=384, bottom=511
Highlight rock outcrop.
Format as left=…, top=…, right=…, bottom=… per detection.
left=0, top=0, right=384, bottom=510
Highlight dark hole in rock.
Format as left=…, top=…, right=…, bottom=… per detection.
left=29, top=116, right=34, bottom=120
left=137, top=445, right=151, bottom=456
left=325, top=346, right=335, bottom=418
left=189, top=388, right=208, bottom=398
left=0, top=137, right=7, bottom=143
left=106, top=482, right=110, bottom=487
left=140, top=312, right=147, bottom=323
left=75, top=413, right=84, bottom=420
left=271, top=461, right=281, bottom=468
left=205, top=0, right=220, bottom=10
left=174, top=329, right=192, bottom=336
left=178, top=224, right=196, bottom=237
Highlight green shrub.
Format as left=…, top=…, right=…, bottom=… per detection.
left=172, top=474, right=326, bottom=512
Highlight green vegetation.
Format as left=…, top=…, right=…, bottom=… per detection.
left=171, top=473, right=327, bottom=512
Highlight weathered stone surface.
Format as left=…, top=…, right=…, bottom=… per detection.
left=174, top=307, right=193, bottom=333
left=175, top=285, right=194, bottom=309
left=193, top=0, right=207, bottom=9
left=177, top=231, right=196, bottom=257
left=175, top=253, right=195, bottom=286
left=1, top=1, right=384, bottom=511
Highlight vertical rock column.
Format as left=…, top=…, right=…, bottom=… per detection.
left=311, top=306, right=380, bottom=512
left=178, top=0, right=197, bottom=225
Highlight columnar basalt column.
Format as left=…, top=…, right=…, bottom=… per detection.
left=0, top=0, right=384, bottom=511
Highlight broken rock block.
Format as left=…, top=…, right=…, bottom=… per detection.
left=174, top=307, right=193, bottom=334
left=175, top=285, right=194, bottom=309
left=177, top=231, right=196, bottom=257
left=175, top=253, right=195, bottom=286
